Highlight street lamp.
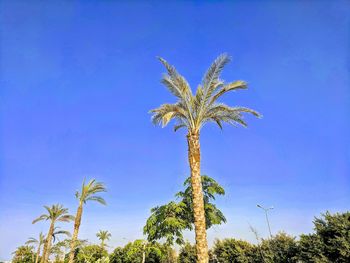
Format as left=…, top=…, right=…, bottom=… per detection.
left=257, top=204, right=274, bottom=238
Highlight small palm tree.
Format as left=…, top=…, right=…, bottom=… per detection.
left=68, top=179, right=107, bottom=263
left=32, top=204, right=74, bottom=263
left=150, top=54, right=261, bottom=262
left=25, top=232, right=45, bottom=263
left=96, top=230, right=112, bottom=248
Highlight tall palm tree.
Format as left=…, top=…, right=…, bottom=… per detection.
left=25, top=232, right=45, bottom=263
left=32, top=204, right=74, bottom=263
left=96, top=230, right=112, bottom=248
left=150, top=54, right=261, bottom=262
left=68, top=179, right=107, bottom=263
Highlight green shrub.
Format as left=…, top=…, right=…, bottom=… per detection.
left=75, top=245, right=108, bottom=263
left=210, top=238, right=255, bottom=263
left=178, top=242, right=196, bottom=263
left=12, top=246, right=35, bottom=263
left=297, top=211, right=350, bottom=262
left=260, top=232, right=299, bottom=263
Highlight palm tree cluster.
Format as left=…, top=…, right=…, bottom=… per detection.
left=25, top=179, right=107, bottom=263
left=13, top=54, right=260, bottom=263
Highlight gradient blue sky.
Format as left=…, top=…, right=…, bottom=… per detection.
left=1, top=0, right=349, bottom=260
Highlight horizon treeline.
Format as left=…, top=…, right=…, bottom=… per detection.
left=11, top=210, right=350, bottom=263
left=10, top=175, right=350, bottom=263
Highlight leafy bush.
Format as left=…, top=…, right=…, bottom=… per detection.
left=178, top=242, right=196, bottom=263
left=75, top=244, right=108, bottom=263
left=260, top=232, right=299, bottom=263
left=297, top=211, right=350, bottom=262
left=210, top=238, right=255, bottom=263
left=298, top=233, right=328, bottom=262
left=110, top=240, right=175, bottom=263
left=110, top=247, right=127, bottom=263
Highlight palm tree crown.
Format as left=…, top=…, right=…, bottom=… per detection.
left=75, top=179, right=107, bottom=205
left=150, top=53, right=261, bottom=133
left=32, top=204, right=74, bottom=224
left=96, top=230, right=111, bottom=244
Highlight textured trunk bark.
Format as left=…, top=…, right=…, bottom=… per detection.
left=68, top=202, right=83, bottom=263
left=35, top=244, right=41, bottom=263
left=41, top=222, right=54, bottom=263
left=187, top=132, right=209, bottom=263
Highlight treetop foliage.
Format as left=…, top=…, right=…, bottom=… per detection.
left=150, top=54, right=261, bottom=134
left=144, top=175, right=226, bottom=245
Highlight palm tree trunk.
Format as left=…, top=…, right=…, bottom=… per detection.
left=187, top=132, right=208, bottom=263
left=68, top=202, right=83, bottom=263
left=35, top=244, right=41, bottom=263
left=41, top=222, right=54, bottom=263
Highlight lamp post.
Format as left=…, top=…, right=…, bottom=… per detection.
left=257, top=204, right=274, bottom=238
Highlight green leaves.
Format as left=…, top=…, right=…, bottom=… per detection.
left=77, top=179, right=107, bottom=206
left=96, top=230, right=112, bottom=244
left=144, top=201, right=190, bottom=246
left=32, top=215, right=49, bottom=224
left=144, top=175, right=226, bottom=245
left=312, top=211, right=350, bottom=262
left=12, top=245, right=36, bottom=263
left=75, top=244, right=108, bottom=263
left=32, top=204, right=73, bottom=224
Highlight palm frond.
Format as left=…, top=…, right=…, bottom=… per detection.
left=158, top=57, right=192, bottom=100
left=32, top=215, right=48, bottom=224
left=174, top=124, right=187, bottom=132
left=25, top=238, right=38, bottom=245
left=150, top=103, right=188, bottom=128
left=52, top=228, right=71, bottom=243
left=202, top=53, right=230, bottom=100
left=203, top=104, right=261, bottom=128
left=157, top=57, right=195, bottom=128
left=209, top=80, right=248, bottom=105
left=57, top=214, right=75, bottom=222
left=85, top=196, right=107, bottom=205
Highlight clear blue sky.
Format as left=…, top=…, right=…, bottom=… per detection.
left=0, top=0, right=349, bottom=260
